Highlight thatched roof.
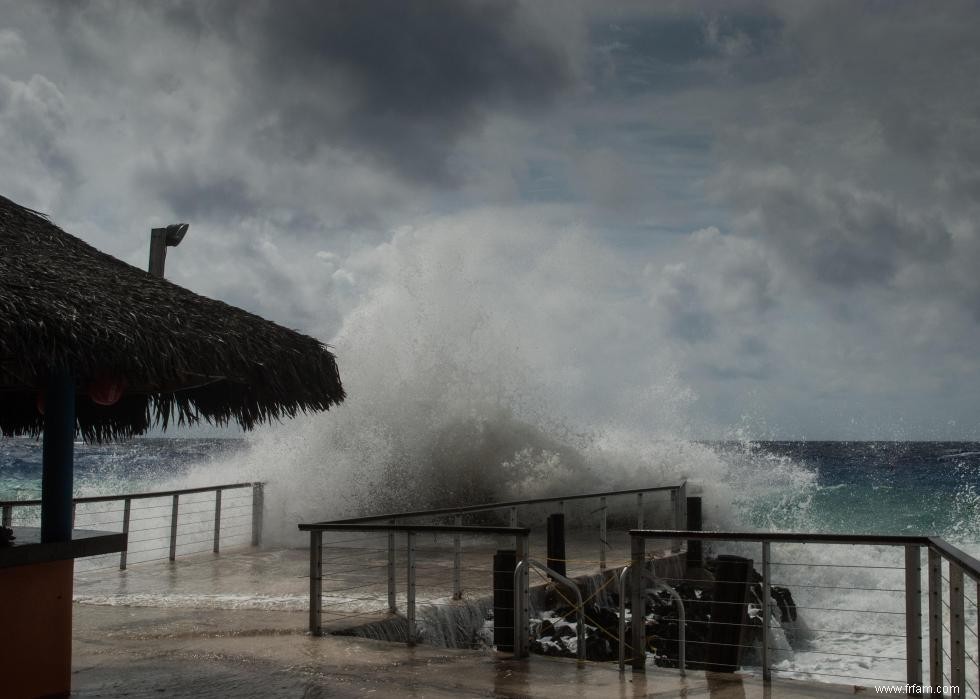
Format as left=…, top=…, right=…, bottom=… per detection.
left=0, top=194, right=345, bottom=441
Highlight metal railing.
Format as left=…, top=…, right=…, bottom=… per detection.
left=314, top=482, right=688, bottom=601
left=1, top=482, right=264, bottom=569
left=616, top=566, right=686, bottom=673
left=298, top=482, right=690, bottom=658
left=630, top=530, right=980, bottom=694
left=514, top=558, right=587, bottom=660
left=299, top=521, right=531, bottom=640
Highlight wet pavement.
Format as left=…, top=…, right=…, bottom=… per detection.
left=73, top=605, right=863, bottom=698
left=70, top=547, right=866, bottom=698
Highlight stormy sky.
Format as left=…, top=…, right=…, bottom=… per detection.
left=3, top=1, right=980, bottom=440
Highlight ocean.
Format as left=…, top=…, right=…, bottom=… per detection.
left=4, top=439, right=978, bottom=544
left=2, top=437, right=978, bottom=686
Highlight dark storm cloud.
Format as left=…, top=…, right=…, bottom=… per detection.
left=137, top=168, right=258, bottom=222
left=29, top=0, right=574, bottom=212
left=697, top=1, right=980, bottom=320
left=738, top=182, right=952, bottom=288
left=0, top=72, right=80, bottom=201
left=206, top=0, right=574, bottom=185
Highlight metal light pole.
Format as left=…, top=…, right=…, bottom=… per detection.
left=148, top=223, right=189, bottom=278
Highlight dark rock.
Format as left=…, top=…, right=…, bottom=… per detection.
left=525, top=558, right=799, bottom=667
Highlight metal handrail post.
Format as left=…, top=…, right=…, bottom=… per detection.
left=599, top=496, right=607, bottom=571
left=636, top=492, right=644, bottom=528
left=251, top=482, right=264, bottom=547
left=453, top=514, right=462, bottom=600
left=521, top=559, right=587, bottom=661
left=1, top=504, right=11, bottom=528
left=905, top=544, right=923, bottom=687
left=309, top=530, right=322, bottom=635
left=672, top=482, right=687, bottom=553
left=509, top=506, right=518, bottom=528
left=407, top=531, right=417, bottom=645
left=762, top=540, right=771, bottom=682
left=168, top=494, right=179, bottom=561
left=387, top=529, right=397, bottom=612
left=213, top=489, right=222, bottom=554
left=928, top=548, right=944, bottom=686
left=119, top=498, right=131, bottom=570
left=950, top=562, right=966, bottom=692
left=630, top=533, right=646, bottom=671
left=514, top=532, right=530, bottom=658
left=618, top=566, right=630, bottom=672
left=645, top=572, right=685, bottom=674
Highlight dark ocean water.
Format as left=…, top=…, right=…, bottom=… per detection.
left=755, top=441, right=980, bottom=542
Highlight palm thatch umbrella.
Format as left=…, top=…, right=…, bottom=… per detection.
left=0, top=194, right=345, bottom=541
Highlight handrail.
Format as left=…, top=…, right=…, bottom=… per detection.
left=305, top=520, right=531, bottom=639
left=299, top=522, right=531, bottom=535
left=617, top=565, right=685, bottom=674
left=631, top=529, right=980, bottom=582
left=0, top=481, right=259, bottom=508
left=1, top=482, right=265, bottom=568
left=315, top=484, right=684, bottom=525
left=632, top=528, right=980, bottom=687
left=514, top=558, right=587, bottom=660
left=925, top=536, right=980, bottom=583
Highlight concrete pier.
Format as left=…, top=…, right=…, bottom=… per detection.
left=69, top=546, right=865, bottom=698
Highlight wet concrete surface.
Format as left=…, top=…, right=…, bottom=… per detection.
left=73, top=604, right=864, bottom=698
left=70, top=546, right=866, bottom=698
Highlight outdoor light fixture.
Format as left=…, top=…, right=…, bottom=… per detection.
left=148, top=222, right=189, bottom=278
left=164, top=222, right=189, bottom=247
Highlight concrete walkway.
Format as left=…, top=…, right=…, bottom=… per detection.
left=70, top=547, right=865, bottom=698
left=72, top=605, right=863, bottom=698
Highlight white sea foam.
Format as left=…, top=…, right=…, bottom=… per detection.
left=162, top=216, right=979, bottom=687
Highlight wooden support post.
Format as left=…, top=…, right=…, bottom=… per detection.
left=493, top=549, right=517, bottom=653
left=251, top=483, right=264, bottom=547
left=387, top=530, right=397, bottom=613
left=599, top=496, right=607, bottom=571
left=168, top=494, right=179, bottom=561
left=630, top=534, right=646, bottom=671
left=672, top=483, right=687, bottom=552
left=407, top=532, right=416, bottom=645
left=453, top=514, right=462, bottom=600
left=546, top=513, right=566, bottom=579
left=119, top=498, right=131, bottom=570
left=687, top=496, right=703, bottom=569
left=706, top=555, right=753, bottom=672
left=905, top=545, right=923, bottom=687
left=309, top=531, right=322, bottom=636
left=928, top=548, right=943, bottom=687
left=950, top=563, right=965, bottom=693
left=213, top=489, right=222, bottom=554
left=41, top=373, right=75, bottom=543
left=762, top=542, right=772, bottom=683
